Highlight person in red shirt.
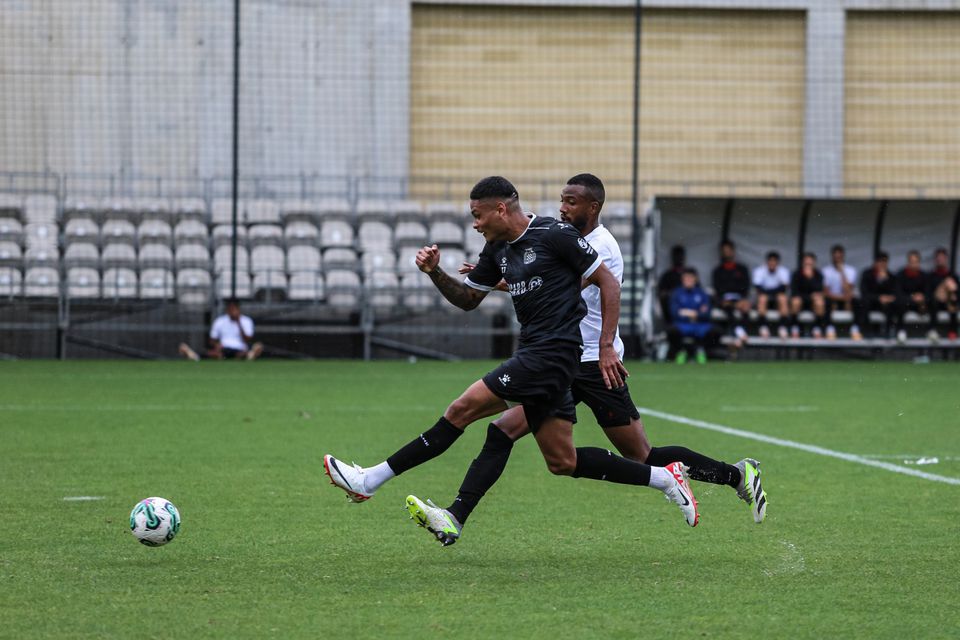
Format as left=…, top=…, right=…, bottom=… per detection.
left=896, top=250, right=928, bottom=342
left=711, top=240, right=751, bottom=344
left=928, top=247, right=959, bottom=341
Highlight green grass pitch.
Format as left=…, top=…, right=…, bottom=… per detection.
left=1, top=360, right=958, bottom=639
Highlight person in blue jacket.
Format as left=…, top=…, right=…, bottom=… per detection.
left=668, top=268, right=718, bottom=364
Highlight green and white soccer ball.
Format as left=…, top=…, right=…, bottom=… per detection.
left=129, top=497, right=181, bottom=547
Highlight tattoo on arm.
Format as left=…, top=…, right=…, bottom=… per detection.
left=428, top=268, right=486, bottom=311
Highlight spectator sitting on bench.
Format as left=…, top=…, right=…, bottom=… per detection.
left=179, top=298, right=264, bottom=361
left=711, top=240, right=750, bottom=344
left=657, top=244, right=687, bottom=324
left=669, top=268, right=719, bottom=364
left=789, top=252, right=827, bottom=338
left=822, top=244, right=863, bottom=340
left=751, top=250, right=790, bottom=339
left=896, top=250, right=929, bottom=343
left=928, top=247, right=959, bottom=341
left=859, top=251, right=899, bottom=339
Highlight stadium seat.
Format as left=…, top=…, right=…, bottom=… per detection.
left=174, top=220, right=209, bottom=245
left=246, top=200, right=281, bottom=225
left=24, top=223, right=59, bottom=250
left=66, top=267, right=100, bottom=298
left=102, top=267, right=138, bottom=298
left=325, top=269, right=362, bottom=310
left=101, top=242, right=137, bottom=269
left=357, top=221, right=393, bottom=251
left=101, top=219, right=136, bottom=245
left=361, top=249, right=396, bottom=275
left=394, top=221, right=429, bottom=248
left=138, top=220, right=173, bottom=245
left=64, top=218, right=99, bottom=245
left=390, top=199, right=425, bottom=224
left=438, top=248, right=466, bottom=275
left=24, top=266, right=59, bottom=297
left=463, top=224, right=485, bottom=257
left=0, top=241, right=22, bottom=266
left=139, top=268, right=175, bottom=299
left=175, top=244, right=211, bottom=270
left=288, top=271, right=325, bottom=302
left=217, top=270, right=253, bottom=299
left=425, top=201, right=464, bottom=224
left=0, top=193, right=22, bottom=217
left=396, top=246, right=422, bottom=275
left=252, top=271, right=288, bottom=299
left=366, top=271, right=399, bottom=310
left=604, top=201, right=633, bottom=220
left=138, top=243, right=175, bottom=270
left=102, top=197, right=138, bottom=223
left=251, top=245, right=285, bottom=273
left=212, top=224, right=248, bottom=248
left=319, top=220, right=354, bottom=250
left=0, top=267, right=22, bottom=296
left=211, top=198, right=245, bottom=226
left=323, top=247, right=360, bottom=271
left=279, top=200, right=319, bottom=225
left=316, top=198, right=353, bottom=224
left=63, top=243, right=100, bottom=269
left=249, top=224, right=284, bottom=247
left=170, top=198, right=206, bottom=224
left=214, top=245, right=249, bottom=273
left=0, top=217, right=23, bottom=243
left=400, top=273, right=438, bottom=311
left=135, top=197, right=175, bottom=225
left=283, top=221, right=319, bottom=247
left=25, top=245, right=59, bottom=268
left=23, top=194, right=57, bottom=224
left=286, top=245, right=321, bottom=273
left=356, top=199, right=392, bottom=225
left=176, top=268, right=212, bottom=305
left=430, top=221, right=463, bottom=248
left=62, top=196, right=96, bottom=223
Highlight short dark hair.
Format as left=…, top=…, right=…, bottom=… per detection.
left=225, top=298, right=240, bottom=307
left=907, top=249, right=921, bottom=260
left=470, top=176, right=518, bottom=202
left=935, top=247, right=949, bottom=257
left=682, top=267, right=698, bottom=277
left=875, top=251, right=889, bottom=262
left=566, top=173, right=605, bottom=209
left=721, top=239, right=735, bottom=250
left=803, top=251, right=817, bottom=261
left=831, top=244, right=845, bottom=254
left=766, top=250, right=780, bottom=261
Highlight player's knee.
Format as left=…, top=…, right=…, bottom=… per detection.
left=444, top=396, right=476, bottom=428
left=544, top=453, right=577, bottom=476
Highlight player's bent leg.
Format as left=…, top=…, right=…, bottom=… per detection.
left=533, top=416, right=578, bottom=475
left=491, top=405, right=532, bottom=440
left=445, top=421, right=519, bottom=527
left=406, top=495, right=462, bottom=547
left=444, top=379, right=510, bottom=428
left=603, top=419, right=651, bottom=462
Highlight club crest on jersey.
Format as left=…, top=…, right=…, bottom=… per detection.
left=500, top=257, right=508, bottom=274
left=523, top=248, right=536, bottom=264
left=577, top=237, right=591, bottom=251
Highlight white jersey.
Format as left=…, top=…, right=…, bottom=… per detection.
left=822, top=263, right=858, bottom=296
left=580, top=224, right=625, bottom=362
left=210, top=314, right=254, bottom=351
left=752, top=264, right=790, bottom=291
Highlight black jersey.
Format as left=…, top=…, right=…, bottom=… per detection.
left=791, top=269, right=824, bottom=296
left=466, top=216, right=603, bottom=347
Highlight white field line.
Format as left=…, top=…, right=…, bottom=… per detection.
left=63, top=496, right=105, bottom=501
left=638, top=406, right=960, bottom=486
left=719, top=405, right=819, bottom=413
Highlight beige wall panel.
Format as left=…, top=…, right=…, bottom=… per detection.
left=845, top=12, right=960, bottom=193
left=411, top=6, right=805, bottom=201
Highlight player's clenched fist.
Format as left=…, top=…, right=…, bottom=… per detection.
left=416, top=244, right=441, bottom=273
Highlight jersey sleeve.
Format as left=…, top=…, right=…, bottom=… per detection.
left=463, top=242, right=501, bottom=291
left=209, top=318, right=222, bottom=340
left=547, top=223, right=602, bottom=279
left=242, top=316, right=254, bottom=337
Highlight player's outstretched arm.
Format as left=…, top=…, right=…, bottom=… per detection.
left=417, top=244, right=487, bottom=311
left=586, top=263, right=629, bottom=389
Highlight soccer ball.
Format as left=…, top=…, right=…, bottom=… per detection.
left=129, top=497, right=181, bottom=547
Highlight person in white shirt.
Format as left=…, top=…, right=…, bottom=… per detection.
left=752, top=251, right=791, bottom=339
left=178, top=298, right=263, bottom=360
left=821, top=244, right=862, bottom=340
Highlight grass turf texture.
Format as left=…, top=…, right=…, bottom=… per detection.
left=1, top=360, right=958, bottom=639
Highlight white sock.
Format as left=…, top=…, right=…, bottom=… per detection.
left=363, top=461, right=396, bottom=492
left=648, top=466, right=674, bottom=491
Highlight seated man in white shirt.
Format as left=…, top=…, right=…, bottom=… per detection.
left=821, top=244, right=862, bottom=340
left=752, top=251, right=790, bottom=339
left=179, top=298, right=263, bottom=360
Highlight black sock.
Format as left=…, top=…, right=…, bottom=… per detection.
left=446, top=424, right=514, bottom=525
left=385, top=417, right=463, bottom=476
left=646, top=445, right=740, bottom=487
left=571, top=447, right=652, bottom=486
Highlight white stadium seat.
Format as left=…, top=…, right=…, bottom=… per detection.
left=176, top=268, right=212, bottom=305
left=25, top=267, right=60, bottom=297
left=430, top=221, right=463, bottom=248
left=139, top=268, right=174, bottom=299
left=217, top=270, right=253, bottom=299
left=366, top=271, right=399, bottom=310
left=0, top=193, right=22, bottom=217
left=251, top=245, right=285, bottom=273
left=252, top=271, right=288, bottom=297
left=64, top=218, right=99, bottom=245
left=286, top=245, right=321, bottom=273
left=356, top=199, right=391, bottom=225
left=138, top=243, right=174, bottom=270
left=136, top=197, right=176, bottom=224
left=322, top=247, right=359, bottom=271
left=249, top=224, right=284, bottom=247
left=214, top=245, right=249, bottom=273
left=138, top=220, right=173, bottom=245
left=396, top=246, right=422, bottom=275
left=63, top=242, right=99, bottom=269
left=170, top=198, right=206, bottom=223
left=288, top=271, right=324, bottom=301
left=101, top=243, right=137, bottom=269
left=357, top=221, right=393, bottom=251
left=0, top=241, right=22, bottom=266
left=212, top=224, right=248, bottom=248
left=0, top=218, right=24, bottom=243
left=319, top=220, right=354, bottom=250
left=325, top=269, right=362, bottom=310
left=438, top=248, right=466, bottom=275
left=24, top=223, right=58, bottom=248
left=23, top=195, right=57, bottom=224
left=393, top=221, right=428, bottom=248
left=390, top=199, right=425, bottom=224
left=361, top=249, right=396, bottom=275
left=102, top=267, right=138, bottom=298
left=25, top=245, right=59, bottom=268
left=279, top=200, right=319, bottom=225
left=66, top=267, right=100, bottom=298
left=0, top=267, right=22, bottom=296
left=175, top=244, right=211, bottom=270
left=102, top=197, right=138, bottom=223
left=284, top=221, right=319, bottom=246
left=101, top=219, right=136, bottom=244
left=316, top=198, right=353, bottom=223
left=463, top=224, right=486, bottom=257
left=426, top=201, right=464, bottom=224
left=246, top=200, right=281, bottom=224
left=400, top=273, right=438, bottom=311
left=174, top=220, right=209, bottom=245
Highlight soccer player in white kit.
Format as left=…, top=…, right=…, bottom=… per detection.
left=403, top=174, right=768, bottom=546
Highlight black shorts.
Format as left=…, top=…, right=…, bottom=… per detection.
left=221, top=347, right=246, bottom=359
left=571, top=361, right=641, bottom=428
left=483, top=342, right=581, bottom=432
left=757, top=286, right=786, bottom=296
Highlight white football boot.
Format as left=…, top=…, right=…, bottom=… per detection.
left=663, top=462, right=700, bottom=527
left=323, top=454, right=375, bottom=503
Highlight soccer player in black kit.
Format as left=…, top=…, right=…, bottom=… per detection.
left=323, top=177, right=699, bottom=528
